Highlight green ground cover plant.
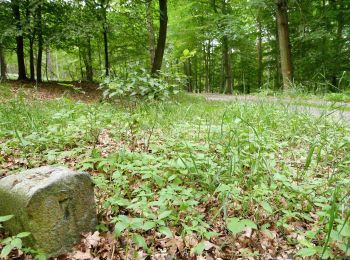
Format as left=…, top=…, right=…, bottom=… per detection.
left=0, top=85, right=349, bottom=258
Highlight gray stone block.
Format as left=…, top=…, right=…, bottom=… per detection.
left=0, top=166, right=97, bottom=257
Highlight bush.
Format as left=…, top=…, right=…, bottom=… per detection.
left=99, top=69, right=185, bottom=101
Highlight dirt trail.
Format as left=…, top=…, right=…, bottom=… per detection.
left=198, top=93, right=350, bottom=123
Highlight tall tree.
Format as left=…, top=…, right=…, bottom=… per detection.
left=101, top=0, right=110, bottom=76
left=221, top=0, right=233, bottom=94
left=36, top=1, right=43, bottom=82
left=151, top=0, right=168, bottom=76
left=25, top=0, right=35, bottom=81
left=145, top=0, right=156, bottom=68
left=0, top=45, right=7, bottom=80
left=257, top=12, right=263, bottom=89
left=276, top=0, right=292, bottom=89
left=11, top=0, right=27, bottom=80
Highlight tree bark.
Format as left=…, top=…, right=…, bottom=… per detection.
left=36, top=2, right=43, bottom=82
left=29, top=38, right=35, bottom=81
left=0, top=45, right=7, bottom=80
left=151, top=0, right=168, bottom=76
left=11, top=0, right=27, bottom=80
left=221, top=0, right=233, bottom=94
left=84, top=38, right=93, bottom=82
left=99, top=0, right=110, bottom=76
left=46, top=47, right=51, bottom=81
left=146, top=0, right=156, bottom=69
left=331, top=0, right=344, bottom=90
left=276, top=0, right=293, bottom=89
left=205, top=41, right=210, bottom=92
left=103, top=21, right=109, bottom=76
left=257, top=13, right=263, bottom=89
left=222, top=36, right=233, bottom=94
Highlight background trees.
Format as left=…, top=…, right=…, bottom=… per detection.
left=0, top=0, right=348, bottom=93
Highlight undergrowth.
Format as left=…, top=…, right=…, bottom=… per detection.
left=0, top=89, right=349, bottom=259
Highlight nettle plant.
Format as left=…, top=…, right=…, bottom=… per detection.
left=99, top=68, right=184, bottom=101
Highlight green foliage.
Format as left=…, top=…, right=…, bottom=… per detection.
left=0, top=215, right=31, bottom=258
left=100, top=68, right=184, bottom=101
left=1, top=88, right=350, bottom=258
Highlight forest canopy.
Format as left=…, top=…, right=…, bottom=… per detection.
left=0, top=0, right=349, bottom=94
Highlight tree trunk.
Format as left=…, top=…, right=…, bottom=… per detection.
left=11, top=0, right=27, bottom=80
left=29, top=38, right=35, bottom=81
left=331, top=0, right=344, bottom=90
left=185, top=59, right=193, bottom=92
left=46, top=47, right=51, bottom=81
left=205, top=41, right=210, bottom=92
left=78, top=45, right=84, bottom=80
left=276, top=0, right=293, bottom=89
left=36, top=3, right=43, bottom=82
left=103, top=23, right=109, bottom=76
left=86, top=38, right=93, bottom=82
left=146, top=0, right=156, bottom=69
left=85, top=38, right=93, bottom=82
left=222, top=36, right=233, bottom=94
left=257, top=13, right=263, bottom=89
left=151, top=0, right=168, bottom=76
left=25, top=1, right=35, bottom=81
left=221, top=0, right=233, bottom=94
left=0, top=45, right=7, bottom=80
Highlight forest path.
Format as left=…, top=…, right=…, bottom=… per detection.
left=196, top=93, right=350, bottom=124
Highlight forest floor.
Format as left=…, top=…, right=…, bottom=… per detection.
left=0, top=81, right=350, bottom=259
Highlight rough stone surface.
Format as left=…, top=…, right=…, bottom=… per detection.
left=0, top=166, right=97, bottom=257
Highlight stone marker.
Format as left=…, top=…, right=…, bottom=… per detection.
left=0, top=166, right=97, bottom=257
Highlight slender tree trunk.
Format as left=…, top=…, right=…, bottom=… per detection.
left=331, top=0, right=344, bottom=90
left=151, top=0, right=168, bottom=76
left=29, top=38, right=35, bottom=81
left=36, top=3, right=43, bottom=82
left=25, top=1, right=35, bottom=81
left=78, top=45, right=84, bottom=80
left=55, top=52, right=60, bottom=80
left=46, top=47, right=51, bottom=81
left=85, top=38, right=93, bottom=82
left=11, top=0, right=27, bottom=80
left=222, top=36, right=233, bottom=94
left=276, top=0, right=293, bottom=89
left=146, top=0, right=156, bottom=68
left=205, top=41, right=210, bottom=92
left=257, top=13, right=263, bottom=89
left=274, top=19, right=282, bottom=90
left=221, top=0, right=233, bottom=94
left=194, top=55, right=198, bottom=92
left=103, top=25, right=109, bottom=76
left=0, top=45, right=7, bottom=80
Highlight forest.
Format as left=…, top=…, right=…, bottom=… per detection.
left=0, top=0, right=350, bottom=259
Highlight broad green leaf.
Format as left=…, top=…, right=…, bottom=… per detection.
left=0, top=215, right=14, bottom=222
left=192, top=242, right=205, bottom=255
left=0, top=244, right=14, bottom=258
left=260, top=201, right=273, bottom=214
left=297, top=247, right=318, bottom=257
left=158, top=226, right=173, bottom=238
left=142, top=221, right=156, bottom=231
left=226, top=218, right=245, bottom=235
left=16, top=232, right=31, bottom=238
left=114, top=222, right=127, bottom=237
left=158, top=210, right=172, bottom=220
left=132, top=234, right=148, bottom=250
left=36, top=254, right=47, bottom=260
left=11, top=238, right=22, bottom=249
left=340, top=224, right=350, bottom=237
left=241, top=219, right=257, bottom=229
